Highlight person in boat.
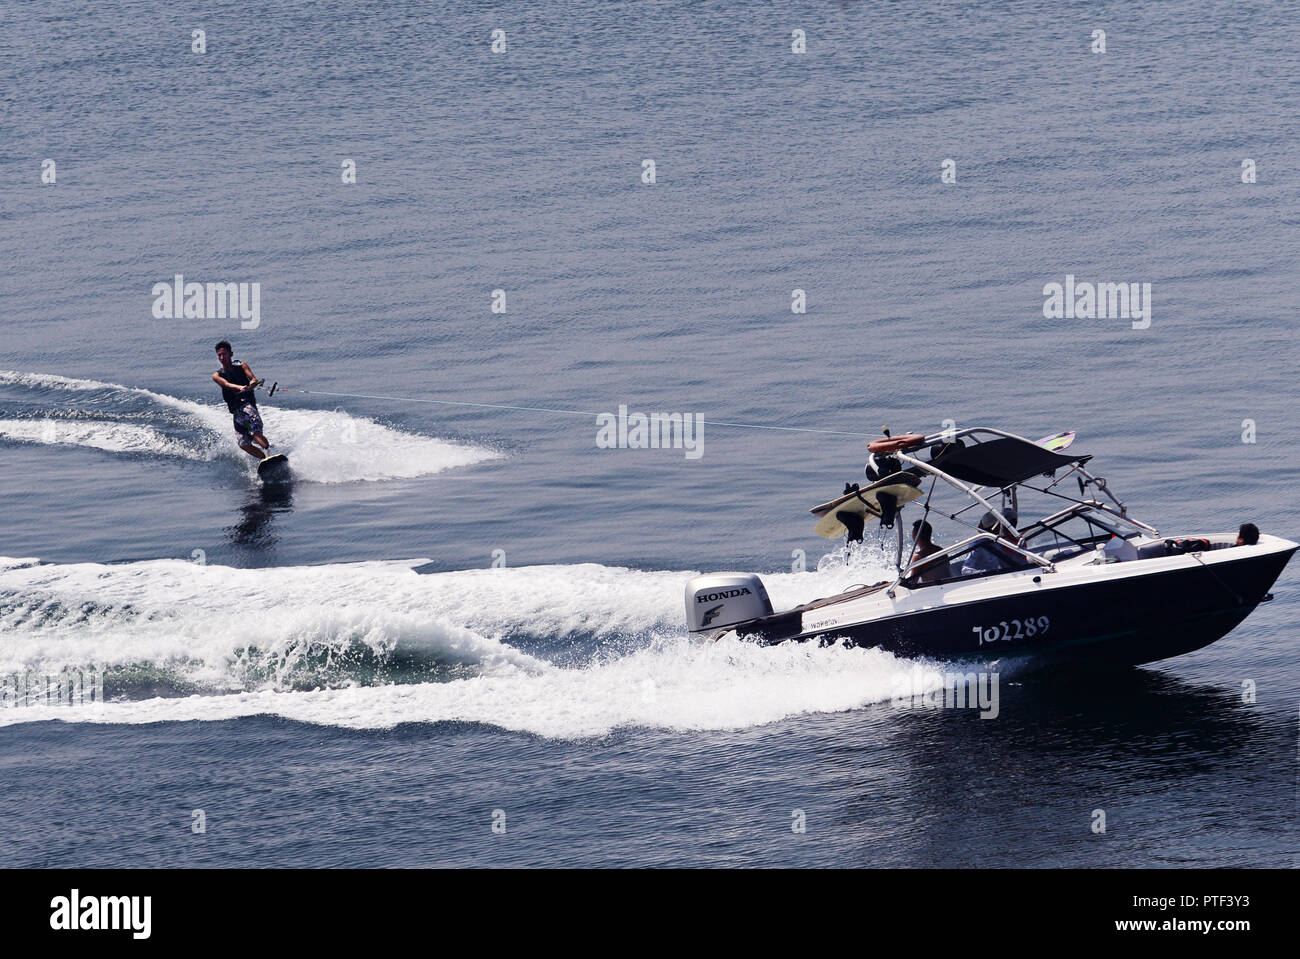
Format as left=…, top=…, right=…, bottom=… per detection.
left=960, top=509, right=1022, bottom=577
left=1237, top=522, right=1260, bottom=546
left=909, top=520, right=951, bottom=583
left=212, top=340, right=271, bottom=461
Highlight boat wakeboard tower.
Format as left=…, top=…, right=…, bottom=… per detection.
left=685, top=426, right=1296, bottom=667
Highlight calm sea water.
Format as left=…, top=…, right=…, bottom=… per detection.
left=1, top=0, right=1297, bottom=866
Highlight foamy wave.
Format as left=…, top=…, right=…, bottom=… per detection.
left=0, top=371, right=118, bottom=392
left=0, top=370, right=498, bottom=482
left=0, top=552, right=917, bottom=736
left=0, top=418, right=204, bottom=459
left=759, top=543, right=898, bottom=609
left=0, top=557, right=549, bottom=688
left=0, top=634, right=921, bottom=738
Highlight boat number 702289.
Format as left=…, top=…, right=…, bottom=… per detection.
left=972, top=616, right=1050, bottom=646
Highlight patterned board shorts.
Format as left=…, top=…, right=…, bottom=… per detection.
left=232, top=402, right=263, bottom=440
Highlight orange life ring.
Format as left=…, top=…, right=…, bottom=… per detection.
left=867, top=433, right=926, bottom=453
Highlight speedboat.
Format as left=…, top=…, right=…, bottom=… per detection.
left=685, top=427, right=1296, bottom=667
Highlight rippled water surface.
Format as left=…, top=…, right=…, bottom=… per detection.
left=2, top=0, right=1297, bottom=866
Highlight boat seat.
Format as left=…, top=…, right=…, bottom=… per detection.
left=791, top=581, right=891, bottom=613
left=1143, top=535, right=1238, bottom=558
left=1040, top=545, right=1085, bottom=563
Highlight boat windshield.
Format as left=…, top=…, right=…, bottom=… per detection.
left=902, top=534, right=1039, bottom=588
left=1018, top=507, right=1143, bottom=561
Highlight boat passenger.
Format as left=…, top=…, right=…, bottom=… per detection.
left=909, top=520, right=950, bottom=583
left=1237, top=522, right=1260, bottom=546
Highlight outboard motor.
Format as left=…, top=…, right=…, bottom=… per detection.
left=685, top=574, right=773, bottom=634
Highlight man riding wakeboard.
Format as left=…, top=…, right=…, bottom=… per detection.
left=212, top=340, right=272, bottom=460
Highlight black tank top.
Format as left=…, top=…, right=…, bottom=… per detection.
left=217, top=363, right=254, bottom=413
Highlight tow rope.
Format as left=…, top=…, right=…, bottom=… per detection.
left=260, top=382, right=881, bottom=437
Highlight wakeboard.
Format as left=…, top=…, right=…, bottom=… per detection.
left=257, top=452, right=292, bottom=483
left=810, top=471, right=924, bottom=539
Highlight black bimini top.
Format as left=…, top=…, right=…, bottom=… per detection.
left=927, top=437, right=1090, bottom=488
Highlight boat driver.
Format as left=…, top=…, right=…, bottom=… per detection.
left=1236, top=522, right=1259, bottom=546
left=960, top=509, right=1021, bottom=577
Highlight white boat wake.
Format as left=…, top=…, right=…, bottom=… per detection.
left=0, top=551, right=928, bottom=738
left=0, top=370, right=498, bottom=483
